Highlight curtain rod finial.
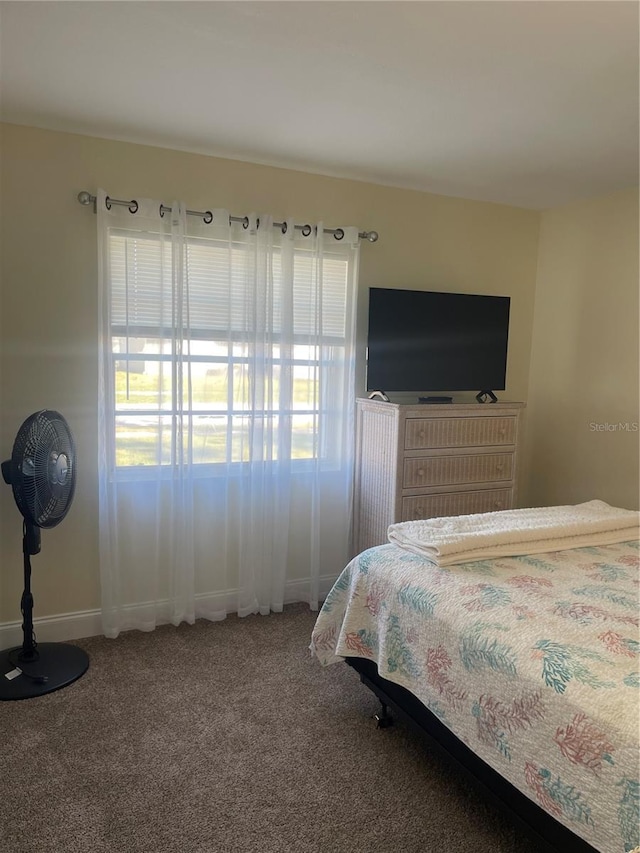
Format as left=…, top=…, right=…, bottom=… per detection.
left=365, top=231, right=379, bottom=243
left=77, top=191, right=94, bottom=206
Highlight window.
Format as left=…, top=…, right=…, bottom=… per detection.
left=108, top=228, right=353, bottom=468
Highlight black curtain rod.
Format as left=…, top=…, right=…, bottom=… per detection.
left=77, top=191, right=378, bottom=243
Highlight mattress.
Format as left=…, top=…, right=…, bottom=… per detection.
left=311, top=540, right=640, bottom=853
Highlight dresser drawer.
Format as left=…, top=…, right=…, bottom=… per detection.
left=403, top=453, right=513, bottom=488
left=402, top=488, right=512, bottom=521
left=405, top=416, right=517, bottom=450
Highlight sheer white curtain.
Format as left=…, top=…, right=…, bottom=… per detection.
left=97, top=191, right=359, bottom=637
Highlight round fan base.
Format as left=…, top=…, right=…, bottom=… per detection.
left=0, top=642, right=89, bottom=701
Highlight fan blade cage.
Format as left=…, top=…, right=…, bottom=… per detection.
left=10, top=410, right=76, bottom=528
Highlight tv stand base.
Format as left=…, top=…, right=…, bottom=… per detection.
left=476, top=390, right=498, bottom=403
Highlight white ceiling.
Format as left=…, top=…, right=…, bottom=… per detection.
left=1, top=1, right=638, bottom=209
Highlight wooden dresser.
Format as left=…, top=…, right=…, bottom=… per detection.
left=353, top=398, right=525, bottom=553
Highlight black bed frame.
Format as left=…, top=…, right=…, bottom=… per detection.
left=346, top=657, right=598, bottom=853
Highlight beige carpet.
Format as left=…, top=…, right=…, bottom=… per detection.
left=0, top=604, right=539, bottom=853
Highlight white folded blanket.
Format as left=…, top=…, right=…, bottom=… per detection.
left=387, top=500, right=640, bottom=567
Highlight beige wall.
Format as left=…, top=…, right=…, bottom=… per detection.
left=525, top=188, right=639, bottom=510
left=0, top=122, right=541, bottom=621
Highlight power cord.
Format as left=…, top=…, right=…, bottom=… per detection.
left=8, top=631, right=49, bottom=685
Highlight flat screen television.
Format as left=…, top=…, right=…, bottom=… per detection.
left=366, top=287, right=510, bottom=395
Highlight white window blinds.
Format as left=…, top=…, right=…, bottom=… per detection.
left=110, top=232, right=350, bottom=339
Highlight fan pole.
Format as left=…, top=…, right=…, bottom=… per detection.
left=20, top=543, right=36, bottom=661
left=19, top=524, right=40, bottom=662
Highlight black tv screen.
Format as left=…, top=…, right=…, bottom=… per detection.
left=366, top=288, right=510, bottom=393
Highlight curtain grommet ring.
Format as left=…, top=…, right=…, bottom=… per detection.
left=105, top=196, right=112, bottom=211
left=203, top=210, right=213, bottom=224
left=281, top=222, right=287, bottom=235
left=256, top=217, right=260, bottom=229
left=301, top=224, right=312, bottom=237
left=242, top=216, right=249, bottom=229
left=128, top=200, right=139, bottom=214
left=334, top=228, right=344, bottom=241
left=159, top=204, right=165, bottom=218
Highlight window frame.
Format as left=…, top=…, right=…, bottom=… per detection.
left=107, top=230, right=354, bottom=478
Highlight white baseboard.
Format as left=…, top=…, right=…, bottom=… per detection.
left=0, top=574, right=337, bottom=646
left=0, top=608, right=103, bottom=649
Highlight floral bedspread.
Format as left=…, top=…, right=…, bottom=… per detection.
left=310, top=540, right=640, bottom=853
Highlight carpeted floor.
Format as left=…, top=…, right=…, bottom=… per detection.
left=0, top=604, right=540, bottom=853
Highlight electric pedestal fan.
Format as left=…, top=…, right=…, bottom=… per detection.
left=1, top=410, right=89, bottom=700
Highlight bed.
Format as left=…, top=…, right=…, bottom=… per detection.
left=311, top=523, right=640, bottom=853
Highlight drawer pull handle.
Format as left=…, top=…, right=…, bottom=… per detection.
left=496, top=464, right=504, bottom=472
left=494, top=500, right=504, bottom=509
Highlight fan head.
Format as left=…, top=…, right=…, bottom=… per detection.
left=2, top=410, right=76, bottom=528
